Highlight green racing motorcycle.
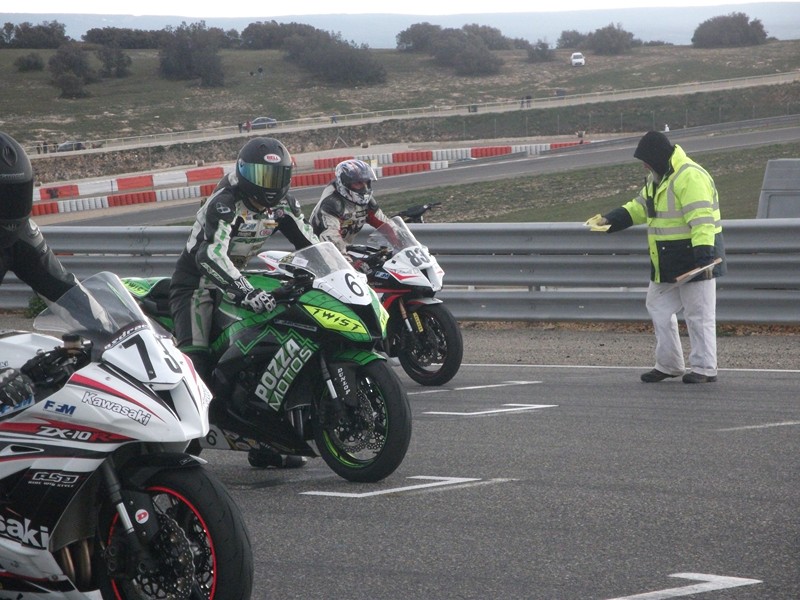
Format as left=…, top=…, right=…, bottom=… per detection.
left=122, top=241, right=412, bottom=483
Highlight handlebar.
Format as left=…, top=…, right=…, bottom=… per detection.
left=21, top=343, right=90, bottom=390
left=394, top=202, right=442, bottom=223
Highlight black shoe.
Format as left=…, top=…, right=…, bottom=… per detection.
left=640, top=369, right=679, bottom=383
left=248, top=448, right=308, bottom=469
left=682, top=372, right=717, bottom=384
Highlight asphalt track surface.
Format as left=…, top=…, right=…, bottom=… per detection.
left=202, top=362, right=799, bottom=600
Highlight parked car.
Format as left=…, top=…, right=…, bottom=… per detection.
left=56, top=141, right=86, bottom=152
left=251, top=117, right=277, bottom=129
left=570, top=52, right=586, bottom=67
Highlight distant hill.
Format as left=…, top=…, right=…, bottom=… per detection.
left=3, top=4, right=800, bottom=47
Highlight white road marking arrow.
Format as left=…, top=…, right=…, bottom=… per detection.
left=606, top=572, right=762, bottom=600
left=425, top=403, right=557, bottom=416
left=301, top=476, right=481, bottom=498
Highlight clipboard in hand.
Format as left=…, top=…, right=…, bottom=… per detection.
left=658, top=257, right=723, bottom=295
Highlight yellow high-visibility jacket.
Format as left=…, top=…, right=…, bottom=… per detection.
left=610, top=144, right=726, bottom=283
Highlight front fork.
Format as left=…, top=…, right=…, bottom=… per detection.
left=318, top=354, right=347, bottom=426
left=392, top=298, right=424, bottom=354
left=101, top=460, right=161, bottom=579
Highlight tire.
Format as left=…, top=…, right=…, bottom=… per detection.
left=314, top=361, right=412, bottom=483
left=99, top=466, right=253, bottom=600
left=398, top=303, right=463, bottom=386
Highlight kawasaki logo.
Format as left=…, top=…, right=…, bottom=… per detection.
left=254, top=339, right=313, bottom=410
left=82, top=391, right=152, bottom=425
left=0, top=514, right=50, bottom=548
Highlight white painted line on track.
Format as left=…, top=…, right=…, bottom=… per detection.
left=716, top=420, right=800, bottom=431
left=408, top=380, right=541, bottom=396
left=605, top=572, right=761, bottom=599
left=424, top=403, right=557, bottom=416
left=301, top=476, right=481, bottom=498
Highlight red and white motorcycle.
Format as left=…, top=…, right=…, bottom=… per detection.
left=0, top=272, right=253, bottom=599
left=346, top=216, right=463, bottom=385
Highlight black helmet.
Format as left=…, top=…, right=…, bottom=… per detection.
left=235, top=137, right=293, bottom=208
left=334, top=159, right=377, bottom=206
left=0, top=132, right=34, bottom=245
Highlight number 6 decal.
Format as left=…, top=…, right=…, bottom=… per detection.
left=345, top=272, right=366, bottom=296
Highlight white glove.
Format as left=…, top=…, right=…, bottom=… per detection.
left=239, top=289, right=276, bottom=313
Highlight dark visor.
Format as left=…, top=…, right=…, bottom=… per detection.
left=238, top=161, right=292, bottom=189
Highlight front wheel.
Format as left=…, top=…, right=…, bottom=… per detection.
left=314, top=361, right=412, bottom=483
left=397, top=303, right=463, bottom=386
left=99, top=465, right=253, bottom=600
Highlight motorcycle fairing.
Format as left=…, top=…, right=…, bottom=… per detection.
left=214, top=325, right=319, bottom=411
left=101, top=325, right=188, bottom=388
left=299, top=289, right=385, bottom=342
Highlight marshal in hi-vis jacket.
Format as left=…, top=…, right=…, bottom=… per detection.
left=604, top=144, right=727, bottom=283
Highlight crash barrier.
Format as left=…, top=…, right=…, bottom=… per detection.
left=30, top=140, right=557, bottom=218
left=2, top=219, right=798, bottom=324
left=311, top=142, right=554, bottom=171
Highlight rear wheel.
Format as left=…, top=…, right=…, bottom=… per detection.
left=314, top=361, right=411, bottom=483
left=100, top=466, right=253, bottom=600
left=398, top=303, right=463, bottom=386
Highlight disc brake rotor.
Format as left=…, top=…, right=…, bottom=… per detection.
left=135, top=514, right=196, bottom=600
left=330, top=381, right=387, bottom=454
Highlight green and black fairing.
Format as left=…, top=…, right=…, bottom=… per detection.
left=209, top=273, right=387, bottom=420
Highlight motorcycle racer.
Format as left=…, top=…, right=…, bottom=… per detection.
left=310, top=159, right=389, bottom=260
left=169, top=137, right=317, bottom=469
left=0, top=131, right=78, bottom=303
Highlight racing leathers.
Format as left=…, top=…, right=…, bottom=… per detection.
left=169, top=173, right=318, bottom=381
left=310, top=182, right=389, bottom=254
left=0, top=219, right=77, bottom=302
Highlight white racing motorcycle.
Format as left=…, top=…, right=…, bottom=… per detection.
left=0, top=272, right=253, bottom=600
left=345, top=216, right=463, bottom=385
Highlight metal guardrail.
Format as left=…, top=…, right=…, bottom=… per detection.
left=2, top=220, right=799, bottom=324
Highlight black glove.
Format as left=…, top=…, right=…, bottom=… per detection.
left=0, top=368, right=35, bottom=408
left=693, top=245, right=716, bottom=280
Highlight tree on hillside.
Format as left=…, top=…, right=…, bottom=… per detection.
left=158, top=22, right=224, bottom=87
left=14, top=52, right=44, bottom=72
left=240, top=21, right=317, bottom=49
left=430, top=29, right=503, bottom=76
left=83, top=27, right=164, bottom=48
left=48, top=42, right=97, bottom=98
left=283, top=30, right=386, bottom=86
left=557, top=30, right=588, bottom=49
left=96, top=44, right=132, bottom=78
left=462, top=24, right=512, bottom=50
left=396, top=22, right=442, bottom=52
left=692, top=12, right=767, bottom=48
left=2, top=20, right=68, bottom=48
left=527, top=40, right=555, bottom=63
left=586, top=23, right=637, bottom=55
